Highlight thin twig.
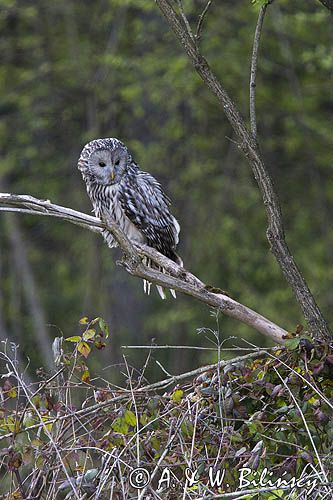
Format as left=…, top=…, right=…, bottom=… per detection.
left=122, top=344, right=273, bottom=351
left=195, top=0, right=212, bottom=43
left=122, top=344, right=217, bottom=350
left=137, top=410, right=190, bottom=500
left=249, top=2, right=269, bottom=141
left=0, top=349, right=269, bottom=443
left=176, top=0, right=195, bottom=43
left=14, top=470, right=27, bottom=499
left=274, top=367, right=329, bottom=484
left=123, top=355, right=140, bottom=467
left=137, top=349, right=269, bottom=392
left=1, top=352, right=81, bottom=500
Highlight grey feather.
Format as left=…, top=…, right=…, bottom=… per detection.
left=78, top=137, right=182, bottom=298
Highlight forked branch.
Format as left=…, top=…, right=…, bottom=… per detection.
left=155, top=0, right=331, bottom=341
left=0, top=193, right=287, bottom=344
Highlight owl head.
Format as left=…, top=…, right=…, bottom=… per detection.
left=78, top=138, right=131, bottom=185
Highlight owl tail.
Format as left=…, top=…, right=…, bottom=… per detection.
left=143, top=281, right=171, bottom=299
left=142, top=256, right=181, bottom=299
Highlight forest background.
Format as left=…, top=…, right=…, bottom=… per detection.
left=1, top=0, right=332, bottom=379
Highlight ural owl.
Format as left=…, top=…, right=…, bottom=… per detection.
left=77, top=138, right=182, bottom=299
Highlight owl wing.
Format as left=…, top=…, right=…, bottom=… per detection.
left=119, top=171, right=180, bottom=259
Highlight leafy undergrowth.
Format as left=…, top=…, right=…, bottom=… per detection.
left=0, top=318, right=333, bottom=499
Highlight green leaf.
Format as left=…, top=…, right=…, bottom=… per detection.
left=83, top=328, right=96, bottom=341
left=124, top=410, right=136, bottom=426
left=171, top=389, right=183, bottom=403
left=65, top=335, right=82, bottom=343
left=181, top=419, right=194, bottom=437
left=111, top=417, right=128, bottom=434
left=99, top=318, right=109, bottom=338
left=4, top=416, right=20, bottom=433
left=267, top=491, right=285, bottom=500
left=7, top=386, right=17, bottom=399
left=285, top=337, right=301, bottom=350
left=84, top=469, right=99, bottom=481
left=151, top=436, right=160, bottom=451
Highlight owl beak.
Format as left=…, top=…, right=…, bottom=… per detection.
left=110, top=170, right=116, bottom=182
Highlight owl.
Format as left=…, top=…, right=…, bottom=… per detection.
left=77, top=137, right=182, bottom=299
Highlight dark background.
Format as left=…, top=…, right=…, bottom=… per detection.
left=0, top=0, right=332, bottom=380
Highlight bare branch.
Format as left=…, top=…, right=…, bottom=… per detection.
left=155, top=0, right=331, bottom=340
left=0, top=348, right=273, bottom=445
left=0, top=193, right=287, bottom=344
left=195, top=0, right=213, bottom=43
left=133, top=349, right=270, bottom=392
left=176, top=0, right=195, bottom=43
left=250, top=3, right=269, bottom=141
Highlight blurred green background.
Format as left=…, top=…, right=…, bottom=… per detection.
left=0, top=0, right=332, bottom=379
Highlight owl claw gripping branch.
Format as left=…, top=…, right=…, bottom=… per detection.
left=77, top=137, right=182, bottom=299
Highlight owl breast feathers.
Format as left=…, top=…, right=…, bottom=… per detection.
left=77, top=137, right=182, bottom=298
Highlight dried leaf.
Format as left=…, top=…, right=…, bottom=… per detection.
left=312, top=362, right=325, bottom=376
left=7, top=451, right=22, bottom=471
left=78, top=341, right=91, bottom=358
left=94, top=340, right=106, bottom=350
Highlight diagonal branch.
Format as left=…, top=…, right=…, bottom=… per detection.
left=249, top=2, right=269, bottom=141
left=195, top=0, right=213, bottom=44
left=155, top=0, right=331, bottom=341
left=0, top=193, right=287, bottom=344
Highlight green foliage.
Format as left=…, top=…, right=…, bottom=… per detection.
left=64, top=316, right=108, bottom=360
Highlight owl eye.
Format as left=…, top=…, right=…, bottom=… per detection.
left=115, top=159, right=120, bottom=166
left=99, top=161, right=106, bottom=167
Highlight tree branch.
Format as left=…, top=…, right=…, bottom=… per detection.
left=0, top=193, right=287, bottom=344
left=155, top=0, right=331, bottom=341
left=249, top=2, right=269, bottom=141
left=195, top=0, right=213, bottom=44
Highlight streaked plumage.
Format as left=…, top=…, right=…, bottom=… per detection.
left=77, top=137, right=182, bottom=298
